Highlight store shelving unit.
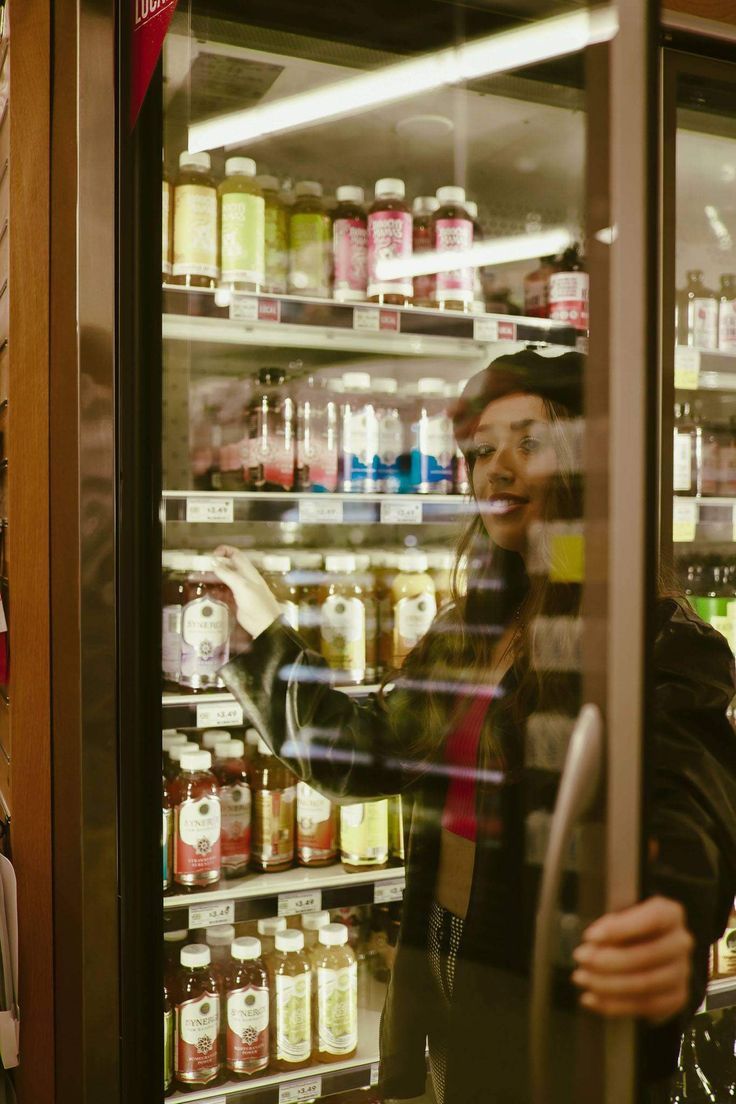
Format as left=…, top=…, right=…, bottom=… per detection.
left=675, top=345, right=736, bottom=393
left=701, top=976, right=736, bottom=1012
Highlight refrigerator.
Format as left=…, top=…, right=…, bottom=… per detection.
left=48, top=1, right=735, bottom=1103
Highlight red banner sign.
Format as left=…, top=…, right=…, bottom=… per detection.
left=131, top=0, right=178, bottom=128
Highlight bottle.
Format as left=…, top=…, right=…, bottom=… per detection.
left=251, top=738, right=297, bottom=873
left=162, top=732, right=188, bottom=771
left=523, top=255, right=557, bottom=318
left=320, top=554, right=367, bottom=685
left=340, top=802, right=389, bottom=871
left=162, top=551, right=188, bottom=688
left=166, top=742, right=199, bottom=782
left=432, top=186, right=474, bottom=312
left=257, top=916, right=287, bottom=957
left=212, top=739, right=251, bottom=878
left=375, top=551, right=400, bottom=677
left=270, top=929, right=313, bottom=1071
left=411, top=196, right=439, bottom=308
left=262, top=555, right=299, bottom=630
left=314, top=923, right=358, bottom=1063
left=391, top=552, right=437, bottom=667
left=695, top=407, right=720, bottom=497
left=178, top=556, right=235, bottom=691
left=673, top=402, right=696, bottom=496
left=464, top=200, right=485, bottom=314
left=296, top=782, right=338, bottom=866
left=719, top=417, right=736, bottom=495
left=332, top=185, right=368, bottom=302
left=163, top=775, right=174, bottom=892
left=449, top=379, right=470, bottom=495
left=302, top=910, right=331, bottom=952
left=289, top=181, right=331, bottom=297
left=367, top=179, right=413, bottom=305
left=164, top=930, right=189, bottom=978
left=162, top=158, right=173, bottom=285
left=676, top=269, right=718, bottom=349
left=388, top=795, right=405, bottom=864
left=374, top=377, right=403, bottom=494
left=246, top=367, right=295, bottom=492
left=295, top=375, right=339, bottom=493
left=173, top=750, right=221, bottom=889
left=224, top=937, right=270, bottom=1078
left=202, top=730, right=230, bottom=755
left=718, top=274, right=736, bottom=350
left=218, top=157, right=265, bottom=293
left=549, top=245, right=589, bottom=331
left=164, top=980, right=174, bottom=1093
left=410, top=378, right=455, bottom=493
left=426, top=550, right=454, bottom=612
left=291, top=550, right=324, bottom=653
left=173, top=944, right=221, bottom=1087
left=356, top=553, right=379, bottom=683
left=172, top=151, right=219, bottom=289
left=258, top=175, right=289, bottom=294
left=339, top=372, right=379, bottom=493
left=206, top=924, right=236, bottom=974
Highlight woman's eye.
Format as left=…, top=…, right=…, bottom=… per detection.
left=520, top=436, right=541, bottom=454
left=474, top=444, right=496, bottom=459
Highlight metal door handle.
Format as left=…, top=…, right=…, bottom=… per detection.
left=530, top=702, right=604, bottom=1104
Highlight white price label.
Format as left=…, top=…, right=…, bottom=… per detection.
left=298, top=499, right=344, bottom=524
left=188, top=899, right=235, bottom=930
left=374, top=878, right=405, bottom=903
left=353, top=307, right=380, bottom=331
left=279, top=1077, right=323, bottom=1104
left=196, top=700, right=243, bottom=729
left=185, top=496, right=234, bottom=524
left=278, top=889, right=323, bottom=917
left=673, top=499, right=697, bottom=543
left=229, top=294, right=259, bottom=321
left=380, top=500, right=422, bottom=525
left=473, top=318, right=499, bottom=342
left=675, top=347, right=700, bottom=390
left=370, top=1064, right=380, bottom=1086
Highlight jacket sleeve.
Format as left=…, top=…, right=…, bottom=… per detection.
left=219, top=618, right=424, bottom=802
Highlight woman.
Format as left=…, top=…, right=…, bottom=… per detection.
left=214, top=350, right=736, bottom=1103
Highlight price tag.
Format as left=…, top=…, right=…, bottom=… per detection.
left=188, top=899, right=235, bottom=930
left=278, top=889, right=323, bottom=917
left=353, top=307, right=380, bottom=331
left=370, top=1064, right=380, bottom=1086
left=673, top=498, right=697, bottom=543
left=675, top=347, right=700, bottom=390
left=380, top=500, right=422, bottom=525
left=473, top=318, right=499, bottom=342
left=279, top=1077, right=322, bottom=1104
left=185, top=496, right=234, bottom=524
left=230, top=294, right=259, bottom=321
left=298, top=499, right=344, bottom=524
left=196, top=700, right=244, bottom=729
left=374, top=878, right=405, bottom=903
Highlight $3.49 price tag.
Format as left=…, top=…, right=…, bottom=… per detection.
left=196, top=700, right=244, bottom=729
left=380, top=500, right=422, bottom=525
left=673, top=499, right=697, bottom=543
left=188, top=899, right=235, bottom=930
left=298, top=499, right=344, bottom=524
left=278, top=889, right=322, bottom=917
left=185, top=496, right=234, bottom=523
left=374, top=878, right=405, bottom=904
left=279, top=1076, right=323, bottom=1103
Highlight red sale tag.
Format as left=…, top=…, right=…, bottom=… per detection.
left=131, top=0, right=179, bottom=128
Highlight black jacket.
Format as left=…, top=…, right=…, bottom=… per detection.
left=221, top=597, right=736, bottom=1103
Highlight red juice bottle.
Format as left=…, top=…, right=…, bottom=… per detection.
left=432, top=186, right=474, bottom=312
left=213, top=738, right=251, bottom=878
left=332, top=185, right=367, bottom=302
left=246, top=368, right=295, bottom=492
left=224, top=936, right=270, bottom=1078
left=173, top=750, right=221, bottom=890
left=173, top=944, right=222, bottom=1088
left=367, top=178, right=412, bottom=306
left=411, top=196, right=439, bottom=308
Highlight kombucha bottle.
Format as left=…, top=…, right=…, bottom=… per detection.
left=296, top=782, right=338, bottom=867
left=172, top=151, right=218, bottom=289
left=212, top=738, right=251, bottom=878
left=302, top=910, right=331, bottom=953
left=367, top=179, right=412, bottom=306
left=173, top=944, right=221, bottom=1088
left=314, top=923, right=358, bottom=1063
left=173, top=750, right=221, bottom=890
left=432, top=186, right=474, bottom=312
left=270, top=929, right=313, bottom=1072
left=340, top=802, right=389, bottom=872
left=224, top=937, right=270, bottom=1078
left=251, top=739, right=296, bottom=873
left=218, top=157, right=265, bottom=293
left=257, top=916, right=287, bottom=958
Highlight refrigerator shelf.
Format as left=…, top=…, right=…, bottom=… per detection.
left=701, top=976, right=736, bottom=1012
left=673, top=495, right=736, bottom=544
left=164, top=864, right=405, bottom=931
left=162, top=684, right=378, bottom=729
left=168, top=1008, right=381, bottom=1103
left=675, top=345, right=736, bottom=392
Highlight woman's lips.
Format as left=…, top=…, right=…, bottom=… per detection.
left=482, top=494, right=530, bottom=517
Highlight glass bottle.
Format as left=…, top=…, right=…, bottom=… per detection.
left=673, top=401, right=696, bottom=496
left=295, top=375, right=339, bottom=493
left=257, top=916, right=287, bottom=958
left=261, top=555, right=299, bottom=630
left=411, top=196, right=439, bottom=308
left=178, top=557, right=235, bottom=691
left=246, top=367, right=295, bottom=492
left=367, top=178, right=412, bottom=305
left=301, top=910, right=332, bottom=952
left=212, top=739, right=251, bottom=879
left=391, top=551, right=437, bottom=667
left=332, top=185, right=368, bottom=302
left=320, top=554, right=367, bottom=686
left=313, top=923, right=358, bottom=1063
left=410, top=377, right=455, bottom=494
left=257, top=175, right=289, bottom=294
left=270, top=929, right=313, bottom=1072
left=676, top=269, right=718, bottom=349
left=289, top=181, right=331, bottom=297
left=296, top=782, right=338, bottom=867
left=206, top=924, right=236, bottom=975
left=172, top=750, right=221, bottom=889
left=432, top=185, right=474, bottom=312
left=340, top=801, right=389, bottom=872
left=549, top=244, right=589, bottom=332
left=250, top=738, right=296, bottom=873
left=339, top=372, right=379, bottom=493
left=172, top=151, right=218, bottom=289
left=162, top=156, right=173, bottom=285
left=718, top=273, right=736, bottom=350
left=224, top=937, right=270, bottom=1078
left=173, top=944, right=221, bottom=1088
left=218, top=156, right=265, bottom=293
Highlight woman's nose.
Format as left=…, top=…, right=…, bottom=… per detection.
left=487, top=445, right=515, bottom=484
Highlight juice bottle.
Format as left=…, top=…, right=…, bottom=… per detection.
left=212, top=739, right=251, bottom=878
left=549, top=244, right=589, bottom=331
left=340, top=802, right=389, bottom=871
left=673, top=402, right=696, bottom=496
left=332, top=185, right=368, bottom=302
left=339, top=372, right=379, bottom=493
left=173, top=750, right=221, bottom=889
left=292, top=550, right=324, bottom=652
left=162, top=732, right=187, bottom=772
left=296, top=781, right=338, bottom=866
left=173, top=944, right=221, bottom=1088
left=719, top=274, right=736, bottom=351
left=301, top=910, right=331, bottom=952
left=164, top=980, right=174, bottom=1093
left=426, top=550, right=454, bottom=612
left=375, top=377, right=403, bottom=494
left=367, top=178, right=413, bottom=306
left=695, top=408, right=720, bottom=497
left=246, top=368, right=295, bottom=491
left=432, top=186, right=474, bottom=312
left=206, top=924, right=236, bottom=974
left=314, top=923, right=358, bottom=1063
left=320, top=554, right=367, bottom=685
left=676, top=269, right=718, bottom=349
left=162, top=551, right=188, bottom=688
left=162, top=157, right=173, bottom=285
left=179, top=557, right=235, bottom=691
left=465, top=200, right=485, bottom=314
left=262, top=555, right=299, bottom=629
left=218, top=157, right=265, bottom=293
left=172, top=151, right=219, bottom=289
left=295, top=375, right=339, bottom=492
left=270, top=929, right=313, bottom=1071
left=355, top=553, right=378, bottom=683
left=244, top=727, right=261, bottom=767
left=374, top=551, right=399, bottom=677
left=257, top=916, right=287, bottom=957
left=163, top=775, right=174, bottom=891
left=224, top=936, right=270, bottom=1078
left=411, top=196, right=439, bottom=308
left=410, top=378, right=454, bottom=494
left=251, top=738, right=297, bottom=873
left=719, top=417, right=736, bottom=495
left=388, top=795, right=405, bottom=864
left=164, top=930, right=189, bottom=979
left=289, top=181, right=331, bottom=297
left=523, top=255, right=557, bottom=319
left=257, top=175, right=289, bottom=294
left=166, top=742, right=199, bottom=782
left=391, top=551, right=437, bottom=667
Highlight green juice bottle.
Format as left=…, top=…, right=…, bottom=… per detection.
left=289, top=181, right=331, bottom=298
left=218, top=157, right=265, bottom=292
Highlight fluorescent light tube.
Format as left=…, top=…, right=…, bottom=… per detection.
left=375, top=229, right=573, bottom=280
left=189, top=6, right=617, bottom=152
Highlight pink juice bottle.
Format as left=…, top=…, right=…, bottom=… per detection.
left=332, top=185, right=368, bottom=302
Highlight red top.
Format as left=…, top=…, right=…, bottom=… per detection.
left=441, top=695, right=491, bottom=842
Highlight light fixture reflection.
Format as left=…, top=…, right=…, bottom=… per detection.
left=375, top=229, right=573, bottom=280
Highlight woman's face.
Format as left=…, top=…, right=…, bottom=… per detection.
left=470, top=392, right=558, bottom=553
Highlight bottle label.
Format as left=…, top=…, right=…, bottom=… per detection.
left=162, top=807, right=173, bottom=889
left=162, top=603, right=182, bottom=681
left=249, top=402, right=295, bottom=489
left=164, top=1007, right=174, bottom=1089
left=173, top=184, right=218, bottom=279
left=321, top=595, right=366, bottom=677
left=175, top=990, right=220, bottom=1081
left=524, top=277, right=549, bottom=317
left=718, top=299, right=736, bottom=349
left=220, top=783, right=251, bottom=871
left=691, top=297, right=718, bottom=349
left=175, top=795, right=221, bottom=878
left=275, top=971, right=312, bottom=1063
left=253, top=787, right=295, bottom=865
left=280, top=600, right=299, bottom=631
left=368, top=210, right=413, bottom=298
left=342, top=406, right=379, bottom=490
left=226, top=984, right=269, bottom=1071
left=720, top=443, right=736, bottom=494
left=333, top=218, right=368, bottom=299
left=289, top=212, right=330, bottom=295
left=264, top=203, right=289, bottom=292
left=412, top=222, right=436, bottom=304
left=435, top=218, right=474, bottom=302
left=179, top=597, right=230, bottom=686
left=548, top=271, right=589, bottom=330
left=162, top=181, right=172, bottom=276
left=700, top=440, right=720, bottom=494
left=411, top=412, right=454, bottom=488
left=297, top=426, right=339, bottom=493
left=340, top=801, right=388, bottom=863
left=673, top=432, right=693, bottom=493
left=297, top=782, right=337, bottom=861
left=317, top=962, right=358, bottom=1055
left=377, top=410, right=403, bottom=491
left=220, top=192, right=266, bottom=284
left=394, top=592, right=437, bottom=663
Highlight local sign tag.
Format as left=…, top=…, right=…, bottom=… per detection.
left=380, top=500, right=422, bottom=525
left=279, top=1077, right=323, bottom=1103
left=278, top=889, right=322, bottom=917
left=230, top=294, right=259, bottom=322
left=674, top=346, right=700, bottom=390
left=370, top=1064, right=380, bottom=1086
left=196, top=700, right=244, bottom=729
left=353, top=307, right=380, bottom=331
left=374, top=878, right=405, bottom=904
left=185, top=496, right=234, bottom=523
left=188, top=899, right=235, bottom=930
left=473, top=318, right=499, bottom=342
left=298, top=499, right=344, bottom=524
left=672, top=499, right=697, bottom=543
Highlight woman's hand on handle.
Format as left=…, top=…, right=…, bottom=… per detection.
left=571, top=895, right=694, bottom=1024
left=212, top=545, right=282, bottom=639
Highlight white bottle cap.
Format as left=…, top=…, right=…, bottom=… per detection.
left=163, top=728, right=179, bottom=737
left=180, top=750, right=212, bottom=772
left=336, top=185, right=365, bottom=204
left=465, top=200, right=478, bottom=219
left=291, top=551, right=323, bottom=569
left=164, top=929, right=188, bottom=943
left=275, top=929, right=305, bottom=953
left=180, top=943, right=212, bottom=968
left=214, top=739, right=236, bottom=760
left=375, top=178, right=405, bottom=198
left=398, top=551, right=429, bottom=574
left=328, top=379, right=345, bottom=394
left=258, top=916, right=287, bottom=937
left=342, top=371, right=372, bottom=391
left=413, top=195, right=440, bottom=216
left=295, top=180, right=323, bottom=198
left=246, top=728, right=261, bottom=748
left=225, top=738, right=245, bottom=758
left=256, top=174, right=280, bottom=191
left=436, top=185, right=466, bottom=206
left=162, top=733, right=188, bottom=750
left=184, top=554, right=219, bottom=572
left=206, top=924, right=236, bottom=947
left=325, top=553, right=357, bottom=574
left=225, top=156, right=257, bottom=177
left=202, top=729, right=230, bottom=750
left=179, top=151, right=211, bottom=171
left=319, top=922, right=349, bottom=947
left=418, top=377, right=447, bottom=395
left=301, top=910, right=331, bottom=932
left=374, top=377, right=398, bottom=395
left=263, top=554, right=291, bottom=573
left=168, top=742, right=198, bottom=763
left=426, top=550, right=454, bottom=570
left=256, top=737, right=273, bottom=757
left=232, top=936, right=262, bottom=961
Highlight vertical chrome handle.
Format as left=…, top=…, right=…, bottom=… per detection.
left=530, top=702, right=604, bottom=1104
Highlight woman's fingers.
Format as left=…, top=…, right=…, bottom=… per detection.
left=572, top=957, right=689, bottom=999
left=573, top=925, right=693, bottom=974
left=582, top=896, right=686, bottom=945
left=579, top=987, right=687, bottom=1021
left=213, top=545, right=262, bottom=581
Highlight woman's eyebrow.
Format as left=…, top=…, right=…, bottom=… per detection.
left=474, top=417, right=539, bottom=437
